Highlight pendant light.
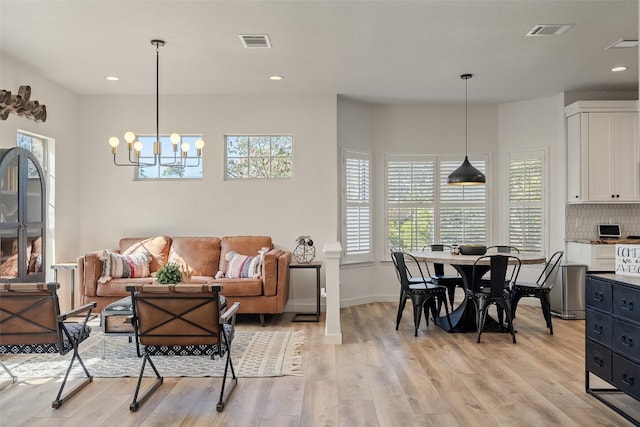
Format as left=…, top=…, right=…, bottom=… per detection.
left=108, top=39, right=204, bottom=168
left=447, top=73, right=486, bottom=186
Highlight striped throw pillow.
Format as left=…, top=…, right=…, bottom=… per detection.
left=226, top=251, right=261, bottom=279
left=98, top=250, right=151, bottom=283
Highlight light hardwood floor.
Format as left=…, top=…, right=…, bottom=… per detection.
left=0, top=302, right=636, bottom=426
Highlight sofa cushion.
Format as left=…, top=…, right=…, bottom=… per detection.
left=219, top=236, right=273, bottom=273
left=168, top=237, right=221, bottom=277
left=214, top=278, right=263, bottom=297
left=98, top=251, right=151, bottom=283
left=121, top=236, right=172, bottom=272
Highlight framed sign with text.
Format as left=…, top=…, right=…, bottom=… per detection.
left=615, top=244, right=640, bottom=277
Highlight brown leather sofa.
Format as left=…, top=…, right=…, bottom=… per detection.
left=78, top=235, right=291, bottom=324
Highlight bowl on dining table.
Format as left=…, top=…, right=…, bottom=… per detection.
left=458, top=244, right=487, bottom=255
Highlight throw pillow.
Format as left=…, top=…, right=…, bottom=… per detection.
left=98, top=250, right=151, bottom=283
left=225, top=251, right=262, bottom=279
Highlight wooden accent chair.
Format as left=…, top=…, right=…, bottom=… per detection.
left=0, top=282, right=96, bottom=408
left=126, top=284, right=239, bottom=412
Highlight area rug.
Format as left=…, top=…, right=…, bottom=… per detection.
left=1, top=327, right=304, bottom=379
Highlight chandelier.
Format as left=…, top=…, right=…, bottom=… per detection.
left=447, top=74, right=486, bottom=186
left=108, top=39, right=204, bottom=168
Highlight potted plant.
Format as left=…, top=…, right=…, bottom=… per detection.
left=155, top=262, right=183, bottom=285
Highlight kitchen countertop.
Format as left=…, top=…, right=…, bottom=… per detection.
left=568, top=238, right=640, bottom=245
left=589, top=272, right=640, bottom=287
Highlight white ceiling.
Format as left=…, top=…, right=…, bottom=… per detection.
left=0, top=0, right=637, bottom=104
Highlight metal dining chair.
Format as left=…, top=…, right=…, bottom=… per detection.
left=422, top=244, right=464, bottom=310
left=391, top=252, right=452, bottom=336
left=510, top=251, right=564, bottom=335
left=486, top=245, right=520, bottom=253
left=466, top=255, right=521, bottom=343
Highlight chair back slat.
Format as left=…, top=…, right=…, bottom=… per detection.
left=473, top=255, right=521, bottom=297
left=128, top=284, right=222, bottom=348
left=0, top=283, right=60, bottom=346
left=535, top=251, right=564, bottom=289
left=391, top=252, right=411, bottom=291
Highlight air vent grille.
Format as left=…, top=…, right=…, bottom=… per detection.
left=239, top=35, right=272, bottom=48
left=526, top=24, right=573, bottom=37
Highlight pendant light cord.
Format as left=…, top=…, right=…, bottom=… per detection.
left=465, top=76, right=468, bottom=157
left=156, top=42, right=160, bottom=146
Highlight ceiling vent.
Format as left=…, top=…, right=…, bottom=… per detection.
left=526, top=24, right=573, bottom=37
left=606, top=39, right=639, bottom=49
left=239, top=34, right=272, bottom=48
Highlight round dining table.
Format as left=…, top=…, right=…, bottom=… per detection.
left=409, top=250, right=546, bottom=332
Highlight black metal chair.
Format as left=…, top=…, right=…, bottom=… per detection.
left=510, top=251, right=564, bottom=335
left=392, top=252, right=451, bottom=337
left=0, top=282, right=96, bottom=408
left=466, top=255, right=521, bottom=343
left=126, top=284, right=239, bottom=412
left=486, top=245, right=520, bottom=253
left=422, top=244, right=464, bottom=310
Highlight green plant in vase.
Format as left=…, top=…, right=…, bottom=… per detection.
left=155, top=262, right=183, bottom=285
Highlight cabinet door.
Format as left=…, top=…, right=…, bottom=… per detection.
left=566, top=114, right=583, bottom=203
left=0, top=148, right=46, bottom=282
left=587, top=113, right=615, bottom=201
left=612, top=113, right=640, bottom=201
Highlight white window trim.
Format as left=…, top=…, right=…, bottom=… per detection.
left=341, top=149, right=372, bottom=264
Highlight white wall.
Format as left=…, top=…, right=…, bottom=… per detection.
left=77, top=93, right=338, bottom=311
left=337, top=99, right=501, bottom=305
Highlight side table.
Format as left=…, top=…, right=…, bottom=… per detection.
left=51, top=262, right=77, bottom=309
left=290, top=261, right=322, bottom=322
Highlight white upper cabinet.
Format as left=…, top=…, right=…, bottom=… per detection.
left=565, top=101, right=639, bottom=204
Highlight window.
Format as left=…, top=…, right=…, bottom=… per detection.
left=508, top=151, right=545, bottom=253
left=385, top=155, right=487, bottom=253
left=136, top=135, right=204, bottom=179
left=17, top=132, right=46, bottom=176
left=439, top=159, right=487, bottom=245
left=225, top=135, right=293, bottom=179
left=342, top=150, right=371, bottom=263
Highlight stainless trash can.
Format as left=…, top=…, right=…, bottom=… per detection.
left=550, top=264, right=587, bottom=320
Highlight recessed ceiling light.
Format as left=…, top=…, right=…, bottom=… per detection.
left=105, top=76, right=120, bottom=81
left=612, top=66, right=628, bottom=72
left=269, top=75, right=284, bottom=81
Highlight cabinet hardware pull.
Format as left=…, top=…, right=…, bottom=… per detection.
left=621, top=335, right=634, bottom=347
left=622, top=374, right=634, bottom=386
left=593, top=356, right=604, bottom=367
left=622, top=299, right=634, bottom=311
left=593, top=292, right=604, bottom=302
left=594, top=325, right=603, bottom=334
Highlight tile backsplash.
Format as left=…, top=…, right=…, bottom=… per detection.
left=566, top=204, right=640, bottom=240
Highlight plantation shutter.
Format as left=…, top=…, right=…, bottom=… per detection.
left=508, top=151, right=544, bottom=253
left=342, top=151, right=371, bottom=262
left=439, top=159, right=487, bottom=245
left=386, top=156, right=435, bottom=252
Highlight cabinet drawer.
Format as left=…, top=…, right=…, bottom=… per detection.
left=586, top=309, right=612, bottom=346
left=585, top=276, right=612, bottom=311
left=613, top=285, right=640, bottom=324
left=612, top=353, right=640, bottom=400
left=612, top=319, right=640, bottom=363
left=586, top=340, right=612, bottom=381
left=594, top=245, right=616, bottom=258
